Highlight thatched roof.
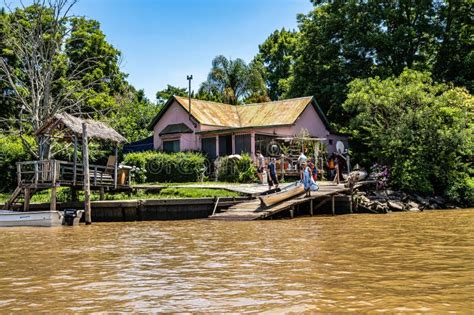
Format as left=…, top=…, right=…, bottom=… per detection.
left=37, top=113, right=126, bottom=143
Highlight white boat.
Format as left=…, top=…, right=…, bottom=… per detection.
left=259, top=182, right=305, bottom=207
left=0, top=210, right=64, bottom=227
left=0, top=209, right=84, bottom=227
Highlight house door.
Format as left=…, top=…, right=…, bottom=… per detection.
left=219, top=135, right=232, bottom=156
left=201, top=137, right=217, bottom=160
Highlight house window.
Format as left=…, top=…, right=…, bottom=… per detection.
left=201, top=137, right=217, bottom=160
left=219, top=135, right=232, bottom=156
left=235, top=134, right=251, bottom=155
left=163, top=140, right=180, bottom=153
left=328, top=139, right=333, bottom=145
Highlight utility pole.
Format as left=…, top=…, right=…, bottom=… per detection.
left=187, top=75, right=196, bottom=127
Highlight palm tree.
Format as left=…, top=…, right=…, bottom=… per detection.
left=199, top=55, right=268, bottom=105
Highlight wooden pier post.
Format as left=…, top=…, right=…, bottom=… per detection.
left=310, top=198, right=314, bottom=216
left=114, top=146, right=118, bottom=189
left=23, top=188, right=30, bottom=211
left=50, top=160, right=57, bottom=211
left=289, top=206, right=294, bottom=218
left=349, top=184, right=354, bottom=214
left=73, top=135, right=78, bottom=186
left=82, top=123, right=92, bottom=225
left=50, top=187, right=57, bottom=211
left=331, top=195, right=335, bottom=216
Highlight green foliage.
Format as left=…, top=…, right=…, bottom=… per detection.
left=156, top=187, right=240, bottom=199
left=66, top=17, right=127, bottom=113
left=433, top=0, right=473, bottom=92
left=267, top=0, right=473, bottom=126
left=124, top=151, right=206, bottom=183
left=1, top=3, right=130, bottom=158
left=199, top=55, right=268, bottom=105
left=0, top=134, right=32, bottom=191
left=217, top=154, right=257, bottom=183
left=156, top=84, right=188, bottom=105
left=108, top=88, right=160, bottom=142
left=343, top=69, right=474, bottom=205
left=255, top=28, right=299, bottom=100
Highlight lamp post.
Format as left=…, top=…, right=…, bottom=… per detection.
left=187, top=75, right=196, bottom=128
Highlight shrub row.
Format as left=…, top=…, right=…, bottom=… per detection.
left=123, top=151, right=207, bottom=183
left=216, top=154, right=257, bottom=183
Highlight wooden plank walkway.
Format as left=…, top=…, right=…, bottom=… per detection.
left=208, top=184, right=350, bottom=221
left=134, top=183, right=289, bottom=197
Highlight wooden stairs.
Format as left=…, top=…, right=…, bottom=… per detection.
left=2, top=185, right=37, bottom=211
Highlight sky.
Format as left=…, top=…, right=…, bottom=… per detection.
left=7, top=0, right=313, bottom=101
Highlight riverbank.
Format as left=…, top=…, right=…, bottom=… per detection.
left=353, top=184, right=468, bottom=213
left=0, top=186, right=242, bottom=205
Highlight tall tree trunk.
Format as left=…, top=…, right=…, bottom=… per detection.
left=38, top=135, right=51, bottom=160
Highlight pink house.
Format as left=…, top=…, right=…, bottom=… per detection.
left=148, top=95, right=347, bottom=159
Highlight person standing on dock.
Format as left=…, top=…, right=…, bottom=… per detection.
left=303, top=162, right=319, bottom=196
left=333, top=155, right=341, bottom=184
left=256, top=150, right=265, bottom=184
left=267, top=158, right=279, bottom=189
left=327, top=154, right=336, bottom=180
left=309, top=160, right=318, bottom=181
left=298, top=151, right=307, bottom=180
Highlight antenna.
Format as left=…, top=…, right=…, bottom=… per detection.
left=186, top=75, right=196, bottom=128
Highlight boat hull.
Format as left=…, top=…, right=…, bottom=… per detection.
left=0, top=210, right=64, bottom=227
left=259, top=183, right=305, bottom=207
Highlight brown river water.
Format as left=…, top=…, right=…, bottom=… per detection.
left=0, top=209, right=473, bottom=313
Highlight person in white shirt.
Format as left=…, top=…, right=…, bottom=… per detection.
left=256, top=150, right=265, bottom=184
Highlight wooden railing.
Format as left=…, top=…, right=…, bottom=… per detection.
left=17, top=160, right=131, bottom=188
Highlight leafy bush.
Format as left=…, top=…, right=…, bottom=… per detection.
left=343, top=69, right=474, bottom=206
left=0, top=135, right=32, bottom=192
left=217, top=154, right=257, bottom=183
left=124, top=151, right=206, bottom=183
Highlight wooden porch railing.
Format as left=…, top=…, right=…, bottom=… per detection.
left=16, top=160, right=131, bottom=188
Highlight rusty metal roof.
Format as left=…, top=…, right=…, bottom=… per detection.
left=173, top=96, right=315, bottom=128
left=174, top=96, right=241, bottom=127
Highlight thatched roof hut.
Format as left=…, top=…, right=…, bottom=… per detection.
left=37, top=113, right=126, bottom=143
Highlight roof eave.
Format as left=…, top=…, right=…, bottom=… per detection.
left=310, top=96, right=331, bottom=132
left=196, top=124, right=293, bottom=135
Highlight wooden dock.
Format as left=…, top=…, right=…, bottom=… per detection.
left=208, top=184, right=351, bottom=221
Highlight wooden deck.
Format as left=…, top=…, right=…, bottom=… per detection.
left=133, top=183, right=274, bottom=197
left=208, top=184, right=350, bottom=221
left=4, top=159, right=131, bottom=211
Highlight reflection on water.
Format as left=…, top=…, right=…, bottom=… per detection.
left=0, top=210, right=473, bottom=312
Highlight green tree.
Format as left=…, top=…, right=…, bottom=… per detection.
left=255, top=28, right=298, bottom=100
left=66, top=17, right=127, bottom=113
left=288, top=0, right=442, bottom=125
left=199, top=55, right=268, bottom=105
left=109, top=88, right=160, bottom=142
left=0, top=1, right=127, bottom=158
left=0, top=7, right=16, bottom=123
left=343, top=69, right=474, bottom=205
left=156, top=84, right=187, bottom=105
left=433, top=0, right=473, bottom=92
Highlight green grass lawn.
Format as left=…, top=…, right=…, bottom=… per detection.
left=0, top=187, right=241, bottom=204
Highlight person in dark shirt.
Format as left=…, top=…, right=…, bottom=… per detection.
left=267, top=157, right=279, bottom=189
